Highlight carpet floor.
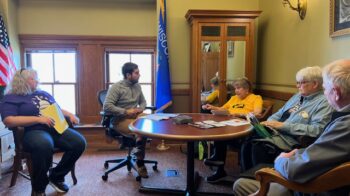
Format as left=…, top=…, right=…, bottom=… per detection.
left=0, top=143, right=239, bottom=196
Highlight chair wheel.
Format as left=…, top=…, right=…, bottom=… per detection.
left=152, top=165, right=157, bottom=171
left=104, top=162, right=109, bottom=169
left=102, top=174, right=108, bottom=181
left=136, top=176, right=141, bottom=181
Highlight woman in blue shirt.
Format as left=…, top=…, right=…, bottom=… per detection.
left=1, top=68, right=86, bottom=196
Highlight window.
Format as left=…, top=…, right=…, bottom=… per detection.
left=106, top=52, right=154, bottom=106
left=25, top=50, right=77, bottom=114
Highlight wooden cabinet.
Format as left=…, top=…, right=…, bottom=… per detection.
left=186, top=10, right=261, bottom=112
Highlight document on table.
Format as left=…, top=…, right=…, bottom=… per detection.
left=202, top=120, right=226, bottom=127
left=220, top=119, right=250, bottom=126
left=139, top=113, right=179, bottom=121
left=40, top=103, right=68, bottom=134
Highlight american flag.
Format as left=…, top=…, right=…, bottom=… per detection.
left=0, top=15, right=16, bottom=86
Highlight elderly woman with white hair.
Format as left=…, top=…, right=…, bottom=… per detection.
left=240, top=66, right=334, bottom=172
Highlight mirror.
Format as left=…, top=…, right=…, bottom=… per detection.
left=200, top=41, right=220, bottom=104
left=226, top=40, right=246, bottom=84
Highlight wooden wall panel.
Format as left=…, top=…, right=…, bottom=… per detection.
left=78, top=44, right=104, bottom=123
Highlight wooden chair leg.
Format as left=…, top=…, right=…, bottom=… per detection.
left=10, top=155, right=21, bottom=187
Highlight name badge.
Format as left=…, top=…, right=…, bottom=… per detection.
left=300, top=111, right=309, bottom=119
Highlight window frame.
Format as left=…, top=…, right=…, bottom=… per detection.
left=23, top=48, right=79, bottom=114
left=19, top=35, right=157, bottom=123
left=104, top=48, right=156, bottom=105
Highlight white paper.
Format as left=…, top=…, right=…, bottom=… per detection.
left=202, top=120, right=226, bottom=127
left=220, top=119, right=250, bottom=126
left=139, top=113, right=179, bottom=121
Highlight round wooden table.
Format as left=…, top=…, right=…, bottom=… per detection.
left=129, top=113, right=253, bottom=196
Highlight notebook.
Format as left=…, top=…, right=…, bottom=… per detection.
left=246, top=113, right=272, bottom=138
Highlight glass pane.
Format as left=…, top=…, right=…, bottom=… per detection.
left=201, top=26, right=221, bottom=36
left=53, top=85, right=76, bottom=114
left=31, top=53, right=54, bottom=83
left=131, top=54, right=152, bottom=83
left=54, top=53, right=76, bottom=83
left=38, top=84, right=53, bottom=95
left=227, top=26, right=246, bottom=36
left=141, top=84, right=152, bottom=106
left=201, top=41, right=220, bottom=92
left=109, top=53, right=130, bottom=83
left=227, top=41, right=246, bottom=82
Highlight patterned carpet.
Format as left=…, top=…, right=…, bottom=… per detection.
left=0, top=143, right=239, bottom=196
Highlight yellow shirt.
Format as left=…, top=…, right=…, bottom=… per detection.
left=221, top=94, right=263, bottom=115
left=206, top=89, right=219, bottom=105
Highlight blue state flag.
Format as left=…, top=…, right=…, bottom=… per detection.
left=156, top=0, right=172, bottom=112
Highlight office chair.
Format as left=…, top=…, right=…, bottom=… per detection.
left=252, top=162, right=350, bottom=196
left=9, top=118, right=77, bottom=188
left=97, top=89, right=158, bottom=181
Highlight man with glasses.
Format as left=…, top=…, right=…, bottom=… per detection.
left=241, top=66, right=334, bottom=171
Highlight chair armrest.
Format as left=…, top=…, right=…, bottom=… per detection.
left=253, top=162, right=350, bottom=196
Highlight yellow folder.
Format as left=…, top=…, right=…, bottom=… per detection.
left=40, top=103, right=68, bottom=134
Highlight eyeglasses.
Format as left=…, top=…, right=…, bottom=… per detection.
left=296, top=81, right=311, bottom=85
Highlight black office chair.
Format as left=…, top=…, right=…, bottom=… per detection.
left=97, top=89, right=158, bottom=181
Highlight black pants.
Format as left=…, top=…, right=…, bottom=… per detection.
left=211, top=140, right=241, bottom=172
left=240, top=139, right=282, bottom=172
left=23, top=128, right=87, bottom=192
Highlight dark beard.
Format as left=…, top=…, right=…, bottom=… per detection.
left=130, top=79, right=138, bottom=84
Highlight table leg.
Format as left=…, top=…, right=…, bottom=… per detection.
left=186, top=141, right=195, bottom=195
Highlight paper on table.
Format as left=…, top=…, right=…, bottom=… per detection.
left=202, top=120, right=226, bottom=127
left=139, top=113, right=179, bottom=121
left=40, top=103, right=68, bottom=134
left=220, top=119, right=250, bottom=126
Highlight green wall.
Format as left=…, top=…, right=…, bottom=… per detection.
left=257, top=0, right=350, bottom=93
left=18, top=0, right=157, bottom=36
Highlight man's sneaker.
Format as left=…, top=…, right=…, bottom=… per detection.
left=137, top=165, right=149, bottom=178
left=204, top=156, right=224, bottom=166
left=49, top=179, right=69, bottom=193
left=205, top=170, right=227, bottom=183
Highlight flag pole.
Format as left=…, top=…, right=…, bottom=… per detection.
left=157, top=139, right=170, bottom=151
left=155, top=0, right=172, bottom=151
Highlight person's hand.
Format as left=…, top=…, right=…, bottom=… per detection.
left=261, top=120, right=284, bottom=129
left=125, top=108, right=140, bottom=117
left=202, top=104, right=211, bottom=110
left=68, top=114, right=80, bottom=125
left=38, top=116, right=55, bottom=127
left=276, top=149, right=298, bottom=159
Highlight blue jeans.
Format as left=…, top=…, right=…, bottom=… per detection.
left=23, top=128, right=86, bottom=192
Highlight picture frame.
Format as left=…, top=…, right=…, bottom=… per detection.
left=330, top=0, right=350, bottom=37
left=227, top=41, right=234, bottom=57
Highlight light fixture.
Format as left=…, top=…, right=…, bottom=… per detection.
left=282, top=0, right=307, bottom=20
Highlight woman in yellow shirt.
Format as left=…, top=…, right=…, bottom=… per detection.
left=202, top=77, right=263, bottom=183
left=205, top=76, right=220, bottom=105
left=202, top=78, right=262, bottom=117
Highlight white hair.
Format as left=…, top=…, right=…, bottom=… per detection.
left=323, top=59, right=350, bottom=95
left=296, top=66, right=323, bottom=89
left=7, top=68, right=37, bottom=95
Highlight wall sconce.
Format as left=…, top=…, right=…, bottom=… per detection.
left=282, top=0, right=307, bottom=20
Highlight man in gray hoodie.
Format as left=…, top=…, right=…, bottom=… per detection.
left=103, top=62, right=148, bottom=178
